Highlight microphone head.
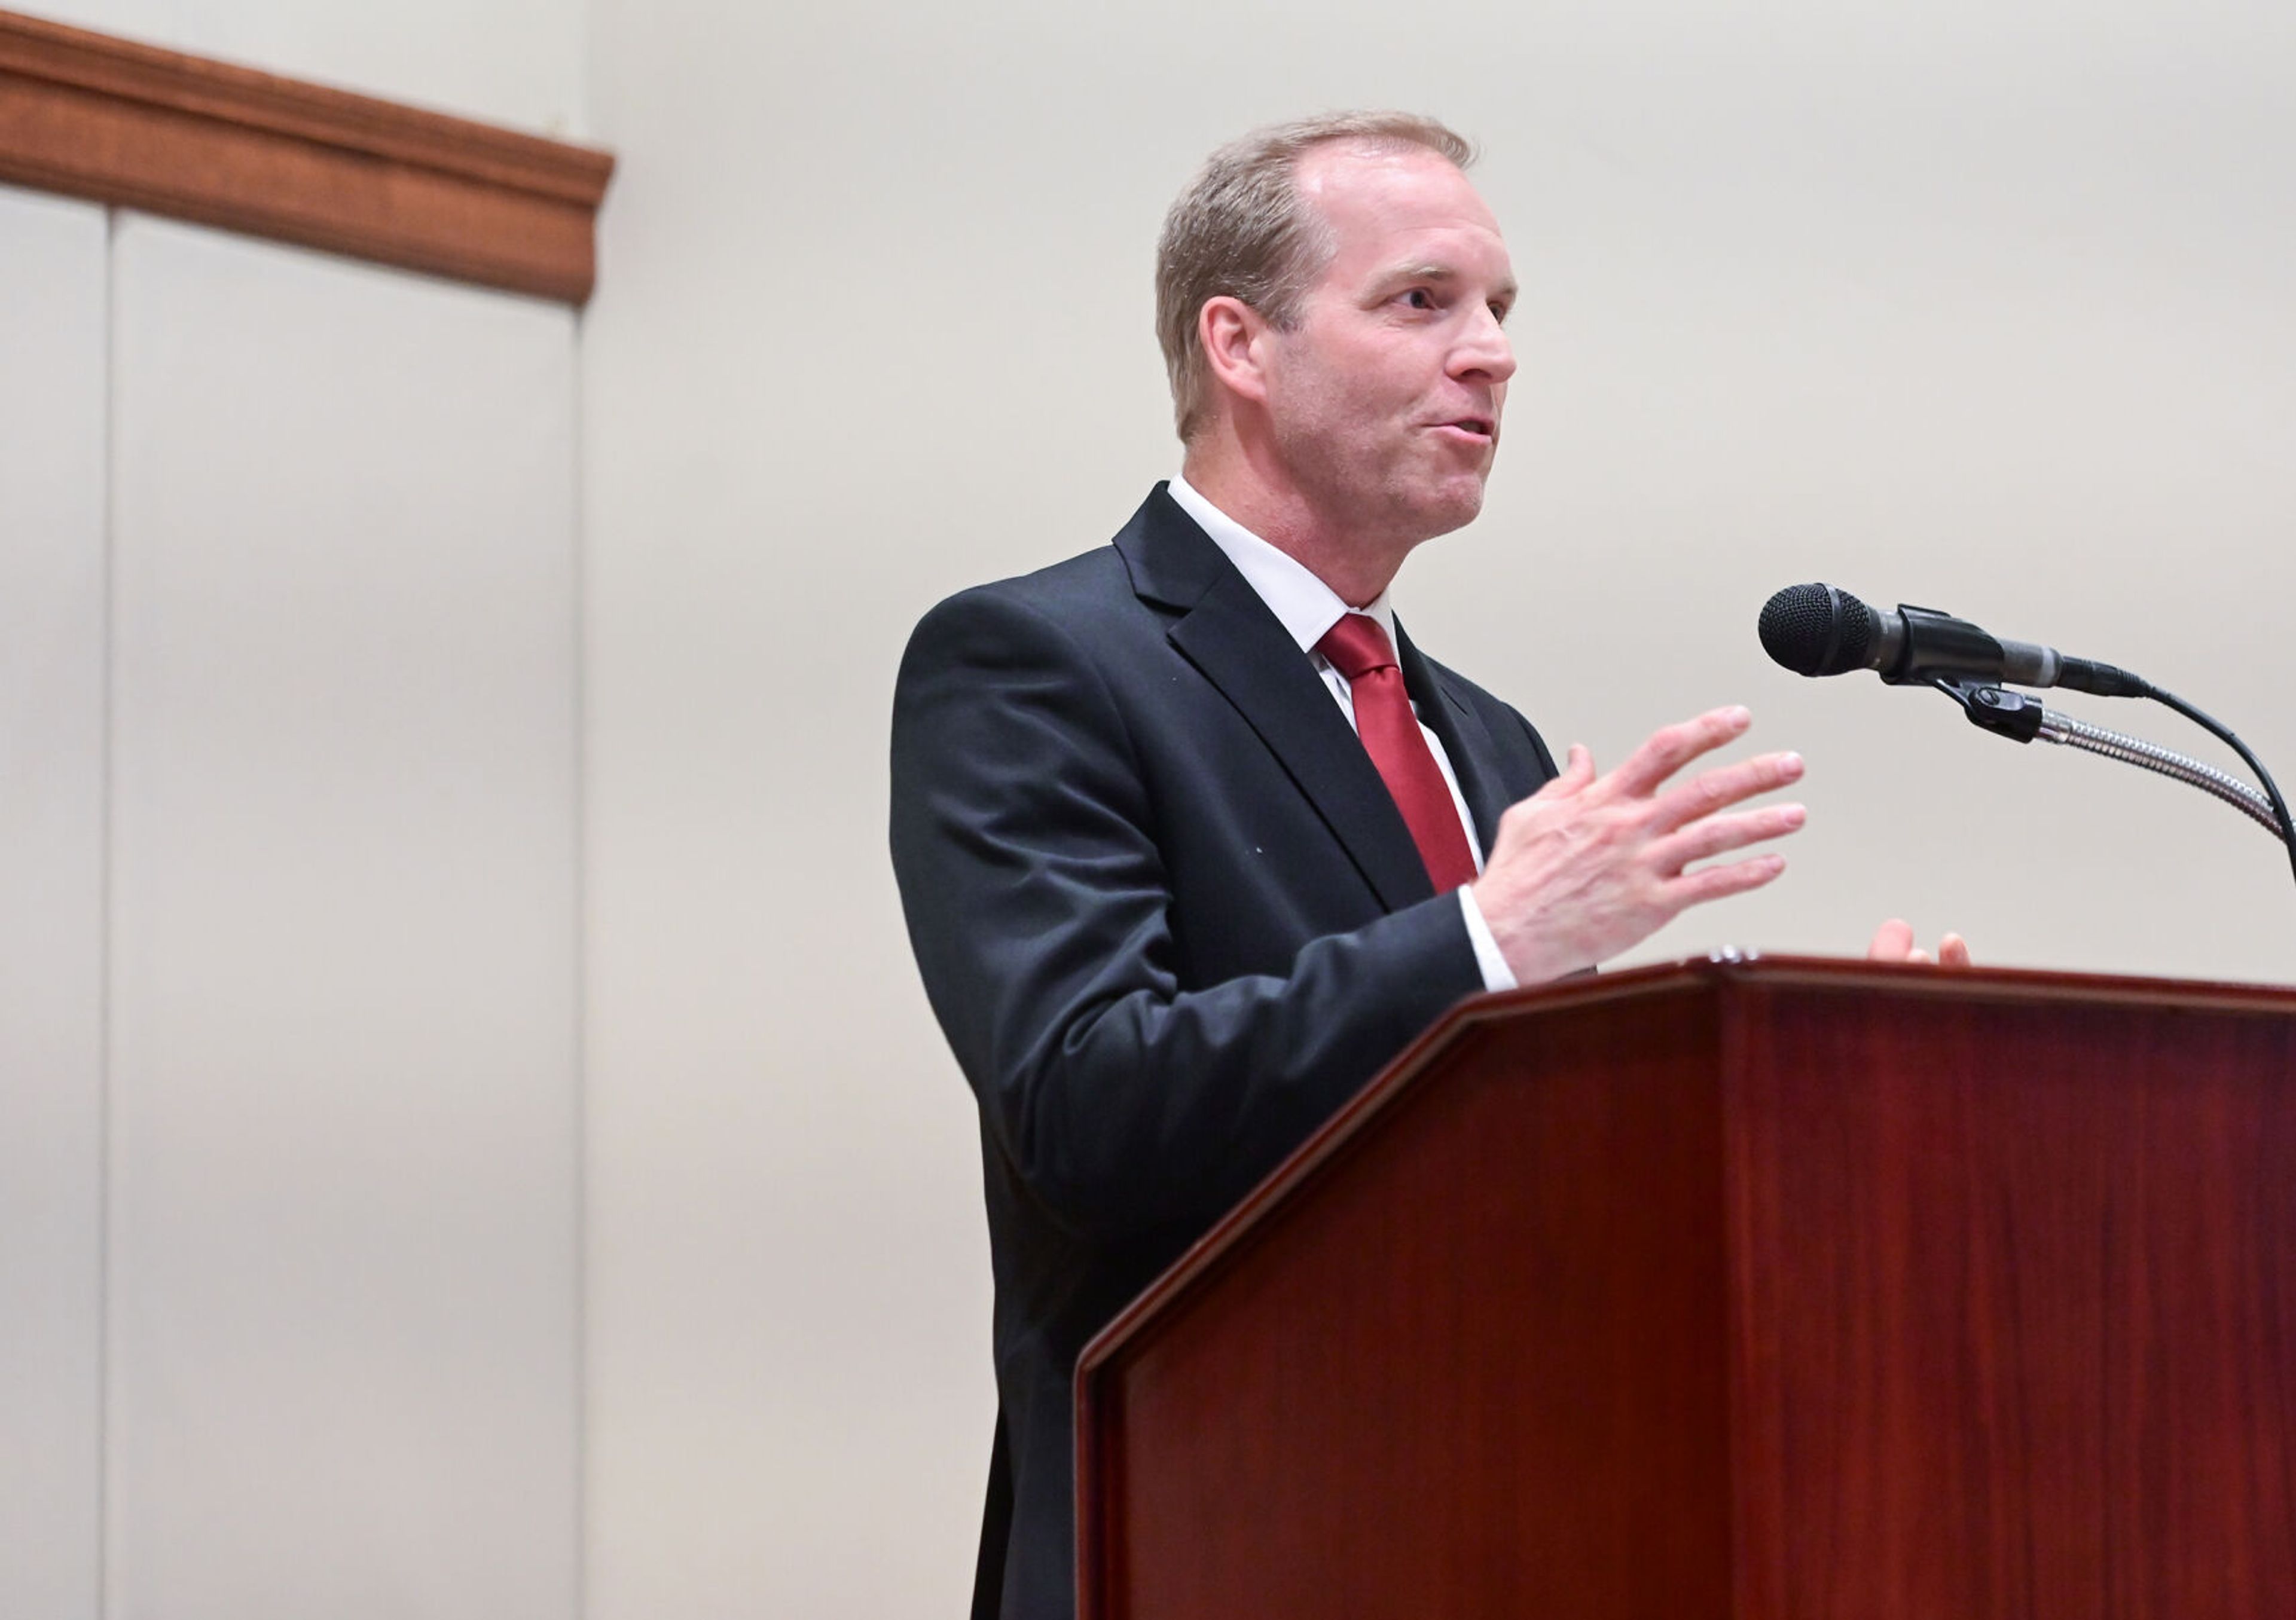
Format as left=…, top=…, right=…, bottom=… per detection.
left=1758, top=582, right=1876, bottom=676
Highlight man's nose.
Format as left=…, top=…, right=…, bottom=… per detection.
left=1453, top=306, right=1516, bottom=383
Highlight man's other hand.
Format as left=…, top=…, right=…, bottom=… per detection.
left=1471, top=706, right=1805, bottom=985
left=1867, top=918, right=1973, bottom=967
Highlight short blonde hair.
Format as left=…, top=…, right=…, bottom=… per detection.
left=1154, top=112, right=1477, bottom=442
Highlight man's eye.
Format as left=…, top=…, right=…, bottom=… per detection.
left=1489, top=301, right=1511, bottom=324
left=1403, top=288, right=1436, bottom=310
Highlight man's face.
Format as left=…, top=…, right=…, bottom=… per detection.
left=1259, top=142, right=1518, bottom=551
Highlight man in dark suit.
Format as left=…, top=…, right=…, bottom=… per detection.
left=891, top=112, right=1943, bottom=1619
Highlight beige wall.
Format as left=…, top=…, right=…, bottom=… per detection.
left=3, top=1, right=2291, bottom=1617
left=580, top=2, right=2295, bottom=1615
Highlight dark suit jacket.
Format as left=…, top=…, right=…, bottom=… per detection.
left=889, top=484, right=1558, bottom=1620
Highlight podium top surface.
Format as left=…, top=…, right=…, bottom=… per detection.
left=1469, top=950, right=2296, bottom=1022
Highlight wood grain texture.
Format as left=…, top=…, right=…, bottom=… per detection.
left=1725, top=976, right=2296, bottom=1619
left=0, top=7, right=613, bottom=303
left=1079, top=974, right=1739, bottom=1619
left=1078, top=958, right=2296, bottom=1620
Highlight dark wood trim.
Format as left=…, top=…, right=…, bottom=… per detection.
left=0, top=7, right=613, bottom=304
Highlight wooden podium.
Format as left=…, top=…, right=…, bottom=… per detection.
left=1075, top=957, right=2296, bottom=1619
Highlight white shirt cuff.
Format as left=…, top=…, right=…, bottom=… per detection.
left=1457, top=885, right=1517, bottom=993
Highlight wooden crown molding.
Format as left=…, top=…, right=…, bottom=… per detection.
left=0, top=7, right=614, bottom=304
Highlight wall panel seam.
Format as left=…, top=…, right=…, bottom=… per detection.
left=96, top=197, right=116, bottom=1620
left=571, top=308, right=591, bottom=1620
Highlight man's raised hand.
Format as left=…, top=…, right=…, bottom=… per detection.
left=1470, top=706, right=1805, bottom=986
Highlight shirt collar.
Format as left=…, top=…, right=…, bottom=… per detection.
left=1167, top=474, right=1397, bottom=656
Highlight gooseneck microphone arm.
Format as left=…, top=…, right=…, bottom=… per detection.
left=1759, top=582, right=2296, bottom=898
left=2045, top=710, right=2284, bottom=838
left=1934, top=677, right=2293, bottom=849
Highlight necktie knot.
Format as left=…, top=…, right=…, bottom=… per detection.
left=1315, top=613, right=1397, bottom=681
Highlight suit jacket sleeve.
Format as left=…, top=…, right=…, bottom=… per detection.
left=890, top=585, right=1486, bottom=1246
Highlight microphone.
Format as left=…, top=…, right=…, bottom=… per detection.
left=1757, top=582, right=2150, bottom=698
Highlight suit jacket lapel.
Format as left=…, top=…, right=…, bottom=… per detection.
left=1116, top=488, right=1435, bottom=912
left=1397, top=620, right=1511, bottom=861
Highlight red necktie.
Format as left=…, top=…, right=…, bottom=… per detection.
left=1314, top=613, right=1480, bottom=894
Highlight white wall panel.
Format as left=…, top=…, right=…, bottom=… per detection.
left=0, top=181, right=108, bottom=1620
left=106, top=216, right=579, bottom=1620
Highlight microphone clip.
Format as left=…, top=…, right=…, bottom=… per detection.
left=1929, top=677, right=2048, bottom=744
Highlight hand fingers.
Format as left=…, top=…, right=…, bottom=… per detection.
left=1868, top=920, right=1974, bottom=965
left=1648, top=802, right=1806, bottom=873
left=1663, top=851, right=1787, bottom=909
left=1867, top=918, right=1914, bottom=961
left=1648, top=751, right=1805, bottom=835
left=1607, top=707, right=1754, bottom=798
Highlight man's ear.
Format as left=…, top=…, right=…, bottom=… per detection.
left=1197, top=296, right=1272, bottom=409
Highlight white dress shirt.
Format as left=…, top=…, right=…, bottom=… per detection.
left=1166, top=475, right=1518, bottom=993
